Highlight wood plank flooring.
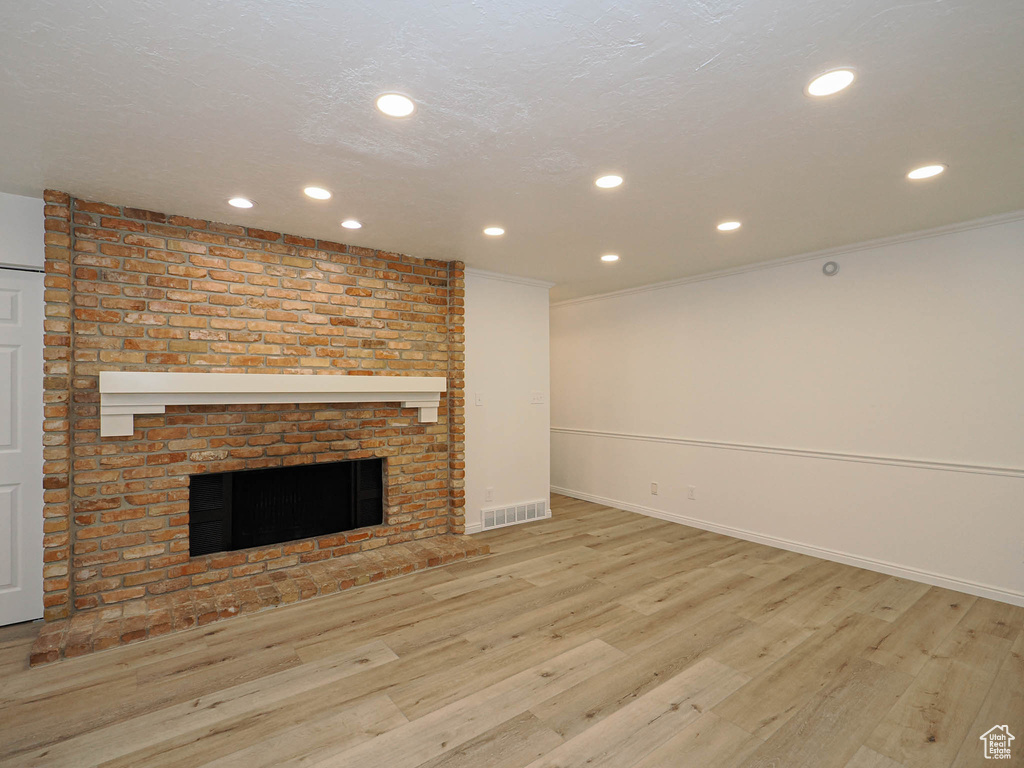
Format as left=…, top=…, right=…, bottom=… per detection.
left=1, top=494, right=1021, bottom=767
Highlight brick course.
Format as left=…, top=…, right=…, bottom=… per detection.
left=30, top=534, right=487, bottom=665
left=41, top=191, right=466, bottom=621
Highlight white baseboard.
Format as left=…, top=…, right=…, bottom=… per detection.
left=551, top=486, right=1024, bottom=607
left=465, top=522, right=483, bottom=534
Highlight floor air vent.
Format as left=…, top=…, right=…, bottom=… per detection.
left=482, top=499, right=549, bottom=531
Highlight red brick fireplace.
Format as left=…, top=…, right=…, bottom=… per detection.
left=39, top=190, right=470, bottom=629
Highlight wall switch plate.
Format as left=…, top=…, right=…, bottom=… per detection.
left=650, top=482, right=658, bottom=495
left=485, top=487, right=494, bottom=502
left=688, top=486, right=696, bottom=500
left=530, top=391, right=545, bottom=404
left=475, top=392, right=484, bottom=406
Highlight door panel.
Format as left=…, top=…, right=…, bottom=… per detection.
left=0, top=268, right=43, bottom=625
left=0, top=346, right=15, bottom=446
left=0, top=486, right=15, bottom=587
left=0, top=287, right=17, bottom=320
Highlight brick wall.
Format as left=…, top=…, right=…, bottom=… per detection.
left=40, top=190, right=465, bottom=620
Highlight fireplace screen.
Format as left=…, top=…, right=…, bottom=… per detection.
left=188, top=458, right=384, bottom=557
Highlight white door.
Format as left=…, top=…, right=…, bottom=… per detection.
left=0, top=267, right=44, bottom=625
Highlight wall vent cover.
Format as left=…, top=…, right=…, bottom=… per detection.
left=482, top=499, right=549, bottom=531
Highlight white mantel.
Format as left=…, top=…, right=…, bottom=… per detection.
left=98, top=371, right=447, bottom=437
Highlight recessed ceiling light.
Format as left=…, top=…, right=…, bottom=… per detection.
left=483, top=226, right=505, bottom=236
left=600, top=254, right=620, bottom=262
left=228, top=197, right=255, bottom=209
left=341, top=219, right=362, bottom=229
left=376, top=93, right=416, bottom=118
left=906, top=164, right=946, bottom=180
left=806, top=68, right=856, bottom=97
left=595, top=175, right=623, bottom=189
left=304, top=186, right=332, bottom=200
left=717, top=221, right=742, bottom=232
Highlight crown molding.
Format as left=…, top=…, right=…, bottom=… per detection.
left=551, top=209, right=1024, bottom=309
left=464, top=267, right=555, bottom=289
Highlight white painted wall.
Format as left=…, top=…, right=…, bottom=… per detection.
left=550, top=214, right=1024, bottom=604
left=464, top=269, right=552, bottom=533
left=0, top=192, right=44, bottom=270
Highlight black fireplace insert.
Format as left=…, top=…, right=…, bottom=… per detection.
left=188, top=458, right=384, bottom=557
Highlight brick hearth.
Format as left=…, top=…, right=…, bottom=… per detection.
left=30, top=535, right=487, bottom=665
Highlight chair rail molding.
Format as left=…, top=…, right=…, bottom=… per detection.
left=550, top=426, right=1024, bottom=478
left=99, top=371, right=447, bottom=437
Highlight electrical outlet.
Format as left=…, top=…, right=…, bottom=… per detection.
left=650, top=482, right=658, bottom=495
left=688, top=486, right=696, bottom=500
left=530, top=391, right=545, bottom=404
left=485, top=487, right=494, bottom=502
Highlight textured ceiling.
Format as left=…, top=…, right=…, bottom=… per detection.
left=1, top=0, right=1022, bottom=300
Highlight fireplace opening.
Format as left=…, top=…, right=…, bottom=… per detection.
left=188, top=458, right=384, bottom=557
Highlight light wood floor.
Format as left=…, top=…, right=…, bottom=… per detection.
left=1, top=495, right=1021, bottom=768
